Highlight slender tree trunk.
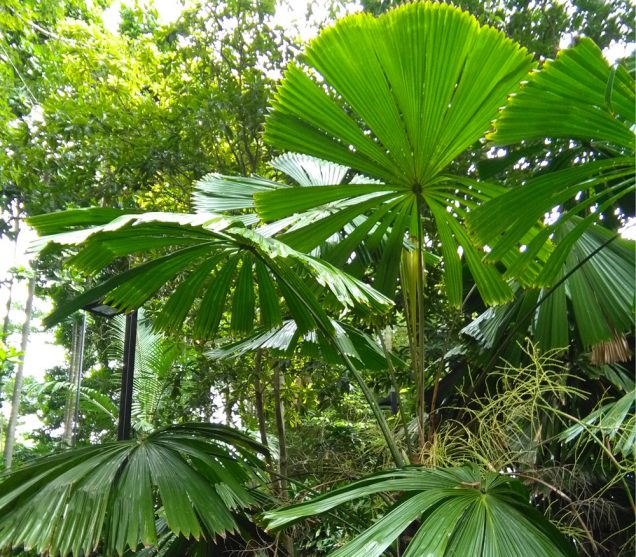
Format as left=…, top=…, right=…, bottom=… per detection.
left=62, top=315, right=86, bottom=447
left=224, top=386, right=233, bottom=425
left=253, top=350, right=271, bottom=462
left=62, top=318, right=80, bottom=446
left=1, top=276, right=14, bottom=340
left=401, top=244, right=425, bottom=458
left=72, top=314, right=86, bottom=445
left=379, top=326, right=413, bottom=461
left=1, top=214, right=21, bottom=339
left=414, top=196, right=427, bottom=454
left=273, top=361, right=288, bottom=498
left=254, top=351, right=268, bottom=446
left=3, top=277, right=35, bottom=469
left=273, top=360, right=294, bottom=557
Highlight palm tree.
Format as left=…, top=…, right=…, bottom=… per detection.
left=253, top=2, right=536, bottom=448
left=466, top=38, right=635, bottom=356
left=251, top=3, right=635, bottom=450
left=27, top=209, right=402, bottom=466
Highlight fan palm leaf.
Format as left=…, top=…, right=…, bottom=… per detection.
left=560, top=388, right=636, bottom=458
left=468, top=39, right=635, bottom=285
left=28, top=209, right=405, bottom=465
left=461, top=219, right=635, bottom=360
left=28, top=210, right=392, bottom=339
left=0, top=424, right=266, bottom=557
left=256, top=3, right=535, bottom=303
left=264, top=464, right=576, bottom=557
left=192, top=152, right=364, bottom=218
left=208, top=318, right=405, bottom=371
left=193, top=153, right=392, bottom=272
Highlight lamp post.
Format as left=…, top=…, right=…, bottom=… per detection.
left=84, top=303, right=137, bottom=441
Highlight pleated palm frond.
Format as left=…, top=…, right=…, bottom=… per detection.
left=28, top=210, right=393, bottom=341
left=127, top=514, right=276, bottom=557
left=461, top=219, right=634, bottom=358
left=192, top=153, right=356, bottom=219
left=193, top=153, right=387, bottom=253
left=208, top=318, right=405, bottom=371
left=264, top=464, right=576, bottom=557
left=256, top=3, right=535, bottom=304
left=192, top=173, right=279, bottom=217
left=468, top=39, right=635, bottom=286
left=0, top=423, right=267, bottom=557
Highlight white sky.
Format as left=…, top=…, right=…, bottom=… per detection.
left=0, top=225, right=66, bottom=439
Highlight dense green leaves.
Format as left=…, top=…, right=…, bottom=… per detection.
left=462, top=221, right=635, bottom=355
left=490, top=38, right=634, bottom=149
left=264, top=465, right=576, bottom=557
left=266, top=3, right=534, bottom=185
left=10, top=4, right=636, bottom=556
left=0, top=423, right=266, bottom=557
left=560, top=388, right=636, bottom=458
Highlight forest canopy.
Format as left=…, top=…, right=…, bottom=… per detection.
left=0, top=1, right=634, bottom=556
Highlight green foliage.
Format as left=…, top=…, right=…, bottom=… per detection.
left=3, top=1, right=635, bottom=556
left=360, top=0, right=635, bottom=58
left=265, top=464, right=576, bottom=557
left=561, top=388, right=636, bottom=458
left=0, top=0, right=294, bottom=226
left=28, top=210, right=393, bottom=338
left=0, top=424, right=267, bottom=557
left=0, top=341, right=19, bottom=410
left=262, top=2, right=535, bottom=303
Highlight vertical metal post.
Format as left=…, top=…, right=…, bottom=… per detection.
left=117, top=310, right=137, bottom=441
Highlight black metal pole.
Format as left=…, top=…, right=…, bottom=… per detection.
left=117, top=310, right=137, bottom=441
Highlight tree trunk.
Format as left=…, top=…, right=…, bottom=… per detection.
left=1, top=275, right=14, bottom=340
left=224, top=386, right=233, bottom=426
left=62, top=318, right=80, bottom=446
left=72, top=314, right=86, bottom=445
left=1, top=214, right=21, bottom=339
left=273, top=361, right=288, bottom=498
left=379, top=326, right=413, bottom=461
left=253, top=350, right=270, bottom=453
left=3, top=277, right=35, bottom=469
left=62, top=314, right=86, bottom=447
left=273, top=360, right=294, bottom=556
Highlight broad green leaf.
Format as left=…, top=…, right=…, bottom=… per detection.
left=490, top=39, right=635, bottom=150
left=0, top=424, right=266, bottom=557
left=264, top=465, right=575, bottom=557
left=461, top=220, right=634, bottom=358
left=208, top=319, right=405, bottom=371
left=259, top=2, right=535, bottom=304
left=469, top=39, right=635, bottom=287
left=29, top=212, right=393, bottom=337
